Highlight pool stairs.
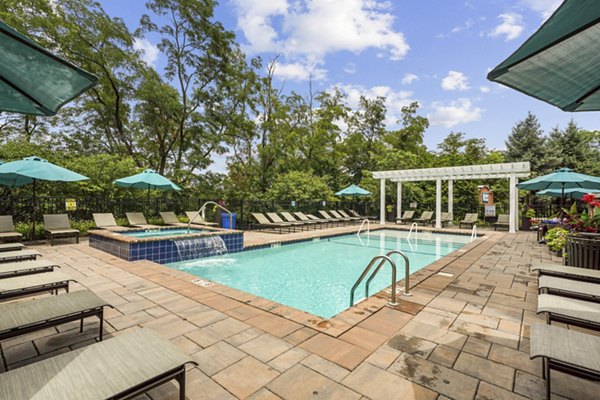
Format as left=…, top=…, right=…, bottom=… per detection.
left=174, top=236, right=228, bottom=261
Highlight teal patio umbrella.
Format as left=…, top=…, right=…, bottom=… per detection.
left=114, top=169, right=182, bottom=204
left=0, top=156, right=89, bottom=236
left=488, top=0, right=600, bottom=111
left=0, top=19, right=98, bottom=115
left=336, top=184, right=371, bottom=213
left=537, top=187, right=600, bottom=201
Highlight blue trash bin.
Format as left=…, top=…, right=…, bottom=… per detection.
left=221, top=212, right=237, bottom=229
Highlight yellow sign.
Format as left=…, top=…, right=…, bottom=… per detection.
left=65, top=198, right=77, bottom=211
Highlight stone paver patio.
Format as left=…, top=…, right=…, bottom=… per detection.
left=1, top=228, right=599, bottom=399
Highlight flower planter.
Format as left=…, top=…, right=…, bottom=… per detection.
left=565, top=234, right=600, bottom=270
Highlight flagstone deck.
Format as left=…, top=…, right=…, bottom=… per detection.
left=1, top=229, right=599, bottom=399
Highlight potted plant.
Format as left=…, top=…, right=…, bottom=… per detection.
left=545, top=227, right=568, bottom=256
left=386, top=204, right=395, bottom=221
left=562, top=196, right=600, bottom=269
left=521, top=206, right=535, bottom=231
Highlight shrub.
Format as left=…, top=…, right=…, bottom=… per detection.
left=545, top=227, right=569, bottom=252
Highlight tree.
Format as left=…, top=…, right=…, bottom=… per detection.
left=267, top=171, right=334, bottom=201
left=505, top=112, right=547, bottom=173
left=546, top=121, right=600, bottom=174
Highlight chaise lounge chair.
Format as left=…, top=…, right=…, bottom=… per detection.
left=396, top=210, right=415, bottom=225
left=459, top=213, right=478, bottom=229
left=125, top=212, right=158, bottom=228
left=281, top=212, right=318, bottom=229
left=0, top=260, right=59, bottom=279
left=0, top=328, right=198, bottom=400
left=0, top=290, right=112, bottom=342
left=439, top=212, right=453, bottom=227
left=348, top=210, right=377, bottom=220
left=0, top=271, right=74, bottom=301
left=530, top=324, right=600, bottom=399
left=531, top=263, right=600, bottom=284
left=338, top=210, right=361, bottom=223
left=537, top=275, right=600, bottom=302
left=160, top=211, right=185, bottom=226
left=185, top=211, right=219, bottom=227
left=305, top=213, right=337, bottom=227
left=251, top=213, right=293, bottom=234
left=0, top=215, right=22, bottom=243
left=319, top=210, right=348, bottom=225
left=0, top=242, right=24, bottom=252
left=92, top=213, right=122, bottom=230
left=0, top=249, right=41, bottom=263
left=330, top=210, right=359, bottom=223
left=267, top=212, right=306, bottom=231
left=494, top=214, right=510, bottom=231
left=414, top=211, right=433, bottom=224
left=537, top=293, right=600, bottom=330
left=294, top=212, right=332, bottom=228
left=43, top=214, right=80, bottom=246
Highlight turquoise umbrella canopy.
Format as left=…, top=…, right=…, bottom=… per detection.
left=335, top=184, right=371, bottom=197
left=537, top=187, right=600, bottom=201
left=0, top=20, right=98, bottom=116
left=517, top=168, right=600, bottom=191
left=114, top=169, right=182, bottom=191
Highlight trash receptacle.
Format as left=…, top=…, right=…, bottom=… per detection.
left=221, top=212, right=237, bottom=229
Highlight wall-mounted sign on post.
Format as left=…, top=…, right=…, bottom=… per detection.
left=322, top=200, right=326, bottom=206
left=410, top=202, right=417, bottom=208
left=291, top=200, right=296, bottom=208
left=485, top=205, right=496, bottom=217
left=65, top=198, right=77, bottom=211
left=478, top=185, right=495, bottom=205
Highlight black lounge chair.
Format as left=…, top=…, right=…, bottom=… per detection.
left=538, top=276, right=600, bottom=302
left=537, top=293, right=600, bottom=330
left=0, top=271, right=74, bottom=301
left=267, top=212, right=305, bottom=231
left=251, top=213, right=293, bottom=234
left=0, top=242, right=24, bottom=252
left=0, top=249, right=41, bottom=263
left=0, top=260, right=59, bottom=279
left=0, top=328, right=197, bottom=400
left=43, top=214, right=80, bottom=245
left=281, top=212, right=318, bottom=229
left=0, top=290, right=112, bottom=342
left=532, top=263, right=600, bottom=284
left=330, top=210, right=359, bottom=223
left=294, top=212, right=331, bottom=228
left=318, top=210, right=347, bottom=225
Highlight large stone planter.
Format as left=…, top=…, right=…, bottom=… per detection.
left=565, top=234, right=600, bottom=269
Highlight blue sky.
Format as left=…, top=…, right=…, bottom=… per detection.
left=98, top=0, right=596, bottom=171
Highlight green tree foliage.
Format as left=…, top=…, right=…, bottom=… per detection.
left=505, top=112, right=547, bottom=173
left=266, top=171, right=334, bottom=201
left=546, top=121, right=600, bottom=175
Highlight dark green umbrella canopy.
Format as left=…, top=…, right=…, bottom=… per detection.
left=0, top=19, right=98, bottom=116
left=488, top=0, right=600, bottom=111
left=335, top=184, right=371, bottom=197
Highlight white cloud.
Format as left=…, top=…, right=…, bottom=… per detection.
left=271, top=62, right=327, bottom=81
left=232, top=0, right=409, bottom=81
left=441, top=71, right=470, bottom=91
left=429, top=98, right=482, bottom=128
left=334, top=83, right=415, bottom=127
left=489, top=13, right=524, bottom=41
left=401, top=73, right=418, bottom=85
left=133, top=38, right=159, bottom=67
left=521, top=0, right=561, bottom=19
left=344, top=62, right=357, bottom=74
left=479, top=86, right=490, bottom=93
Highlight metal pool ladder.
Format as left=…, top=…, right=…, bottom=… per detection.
left=188, top=201, right=234, bottom=233
left=350, top=250, right=411, bottom=307
left=470, top=225, right=477, bottom=242
left=407, top=222, right=418, bottom=240
left=357, top=219, right=370, bottom=236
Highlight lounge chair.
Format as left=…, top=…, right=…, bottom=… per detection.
left=338, top=210, right=361, bottom=223
left=439, top=212, right=453, bottom=227
left=0, top=242, right=24, bottom=252
left=538, top=275, right=600, bottom=302
left=396, top=210, right=415, bottom=225
left=160, top=211, right=185, bottom=226
left=530, top=324, right=600, bottom=399
left=0, top=328, right=197, bottom=400
left=531, top=263, right=600, bottom=284
left=319, top=210, right=347, bottom=225
left=43, top=214, right=80, bottom=246
left=0, top=260, right=58, bottom=279
left=0, top=271, right=74, bottom=301
left=305, top=213, right=337, bottom=227
left=267, top=212, right=306, bottom=231
left=92, top=213, right=121, bottom=230
left=0, top=215, right=22, bottom=243
left=459, top=213, right=478, bottom=229
left=294, top=212, right=331, bottom=228
left=185, top=211, right=219, bottom=227
left=494, top=214, right=510, bottom=231
left=281, top=212, right=318, bottom=229
left=251, top=213, right=293, bottom=234
left=125, top=212, right=155, bottom=228
left=537, top=293, right=600, bottom=329
left=0, top=290, right=112, bottom=342
left=0, top=249, right=41, bottom=263
left=414, top=211, right=433, bottom=224
left=330, top=210, right=359, bottom=223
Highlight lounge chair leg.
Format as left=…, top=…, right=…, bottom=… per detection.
left=176, top=369, right=186, bottom=400
left=99, top=311, right=104, bottom=341
left=80, top=318, right=84, bottom=333
left=545, top=359, right=551, bottom=400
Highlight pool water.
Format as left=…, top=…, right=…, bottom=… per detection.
left=168, top=230, right=471, bottom=318
left=122, top=228, right=209, bottom=238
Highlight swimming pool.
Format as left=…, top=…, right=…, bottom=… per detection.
left=121, top=228, right=209, bottom=238
left=168, top=229, right=471, bottom=318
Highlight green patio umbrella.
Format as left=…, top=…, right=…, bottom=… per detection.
left=0, top=19, right=98, bottom=116
left=335, top=184, right=371, bottom=197
left=537, top=187, right=600, bottom=201
left=0, top=156, right=89, bottom=236
left=487, top=0, right=600, bottom=111
left=114, top=169, right=182, bottom=204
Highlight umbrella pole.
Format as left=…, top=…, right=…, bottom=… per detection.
left=32, top=179, right=36, bottom=241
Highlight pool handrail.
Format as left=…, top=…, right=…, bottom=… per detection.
left=357, top=219, right=370, bottom=236
left=365, top=250, right=411, bottom=300
left=407, top=222, right=418, bottom=240
left=350, top=255, right=397, bottom=307
left=188, top=201, right=233, bottom=232
left=470, top=225, right=477, bottom=242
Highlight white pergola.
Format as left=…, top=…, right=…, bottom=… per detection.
left=372, top=162, right=531, bottom=233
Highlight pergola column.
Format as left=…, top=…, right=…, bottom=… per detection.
left=435, top=178, right=442, bottom=229
left=447, top=179, right=454, bottom=219
left=380, top=178, right=386, bottom=225
left=396, top=181, right=402, bottom=219
left=509, top=174, right=517, bottom=233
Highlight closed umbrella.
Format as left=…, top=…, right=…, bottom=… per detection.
left=114, top=169, right=182, bottom=208
left=487, top=0, right=600, bottom=111
left=0, top=20, right=98, bottom=115
left=0, top=156, right=89, bottom=237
